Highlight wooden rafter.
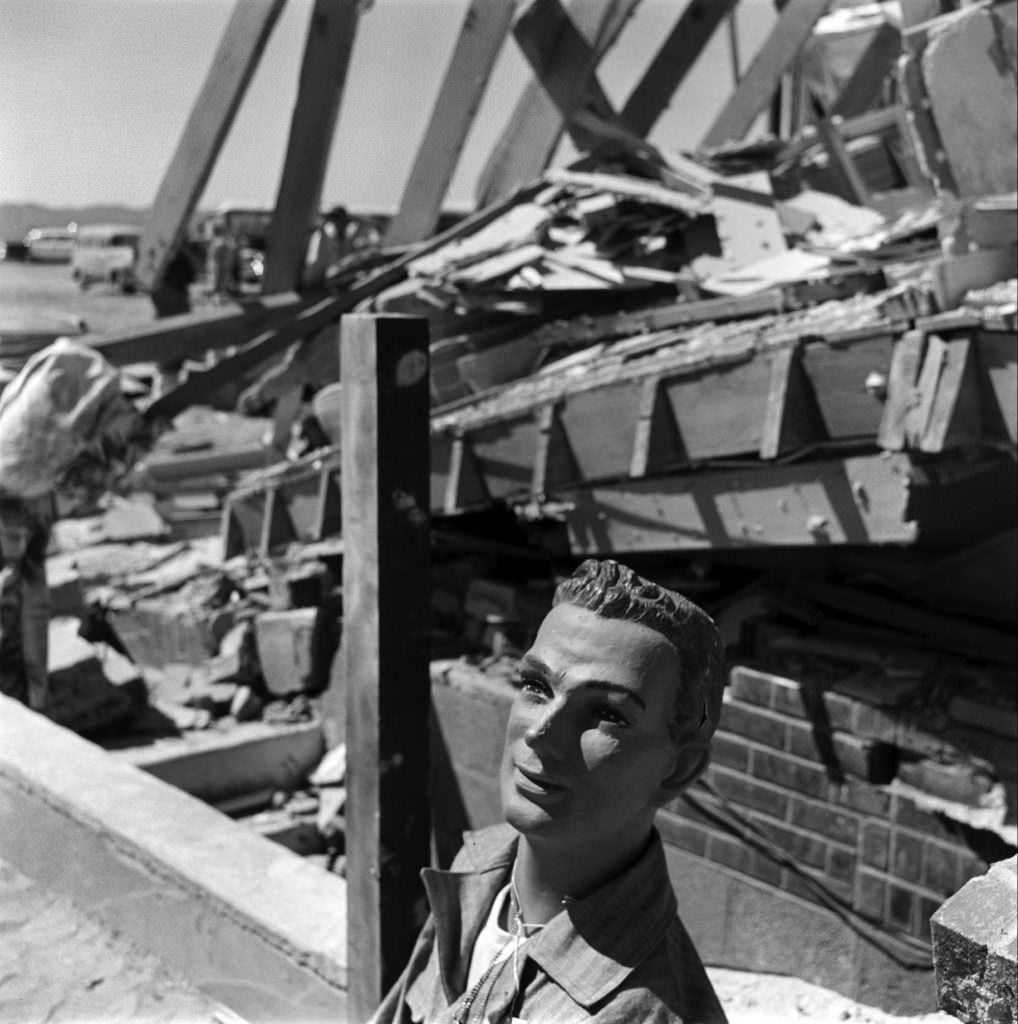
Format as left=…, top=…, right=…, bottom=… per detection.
left=702, top=0, right=832, bottom=149
left=135, top=0, right=286, bottom=290
left=620, top=0, right=739, bottom=137
left=385, top=0, right=516, bottom=246
left=474, top=0, right=640, bottom=206
left=261, top=0, right=363, bottom=294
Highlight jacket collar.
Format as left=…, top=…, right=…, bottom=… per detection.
left=422, top=824, right=677, bottom=1010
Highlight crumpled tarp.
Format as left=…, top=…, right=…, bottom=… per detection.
left=0, top=338, right=145, bottom=501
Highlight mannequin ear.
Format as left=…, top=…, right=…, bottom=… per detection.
left=656, top=742, right=709, bottom=803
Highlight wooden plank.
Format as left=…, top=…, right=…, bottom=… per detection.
left=135, top=0, right=285, bottom=290
left=261, top=0, right=362, bottom=294
left=702, top=0, right=832, bottom=149
left=896, top=51, right=957, bottom=194
left=509, top=0, right=623, bottom=153
left=87, top=291, right=305, bottom=368
left=877, top=329, right=926, bottom=450
left=830, top=21, right=902, bottom=120
left=620, top=0, right=738, bottom=137
left=920, top=334, right=982, bottom=451
left=259, top=486, right=296, bottom=554
left=812, top=115, right=871, bottom=206
left=341, top=315, right=431, bottom=1018
left=560, top=453, right=918, bottom=553
left=474, top=0, right=637, bottom=206
left=385, top=0, right=515, bottom=246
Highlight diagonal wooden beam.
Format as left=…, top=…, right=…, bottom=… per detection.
left=701, top=0, right=832, bottom=149
left=620, top=0, right=739, bottom=138
left=261, top=0, right=363, bottom=294
left=385, top=0, right=516, bottom=246
left=829, top=20, right=901, bottom=120
left=135, top=0, right=286, bottom=290
left=474, top=0, right=640, bottom=206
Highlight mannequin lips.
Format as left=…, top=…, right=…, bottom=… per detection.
left=514, top=764, right=569, bottom=802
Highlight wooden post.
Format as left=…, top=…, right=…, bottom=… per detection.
left=385, top=0, right=515, bottom=246
left=701, top=0, right=832, bottom=149
left=261, top=0, right=362, bottom=294
left=135, top=0, right=285, bottom=290
left=342, top=315, right=431, bottom=1019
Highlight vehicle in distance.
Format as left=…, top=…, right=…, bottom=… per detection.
left=71, top=224, right=142, bottom=293
left=23, top=226, right=76, bottom=263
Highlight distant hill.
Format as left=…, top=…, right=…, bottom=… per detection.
left=0, top=203, right=150, bottom=242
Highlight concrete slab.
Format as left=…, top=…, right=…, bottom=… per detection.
left=106, top=717, right=325, bottom=804
left=0, top=695, right=347, bottom=1023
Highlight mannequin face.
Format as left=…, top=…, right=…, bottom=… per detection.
left=500, top=603, right=701, bottom=850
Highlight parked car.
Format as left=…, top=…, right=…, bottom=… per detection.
left=71, top=224, right=142, bottom=293
left=23, top=226, right=76, bottom=263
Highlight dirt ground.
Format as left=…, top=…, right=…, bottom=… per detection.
left=707, top=967, right=961, bottom=1024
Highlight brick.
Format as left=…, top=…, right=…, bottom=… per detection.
left=665, top=789, right=723, bottom=829
left=727, top=666, right=774, bottom=708
left=254, top=608, right=329, bottom=697
left=856, top=869, right=887, bottom=920
left=707, top=831, right=783, bottom=887
left=917, top=895, right=941, bottom=944
left=751, top=748, right=829, bottom=799
left=861, top=822, right=890, bottom=871
left=897, top=758, right=999, bottom=808
left=719, top=698, right=787, bottom=749
left=887, top=883, right=916, bottom=932
left=789, top=796, right=860, bottom=845
left=891, top=829, right=924, bottom=884
left=828, top=778, right=891, bottom=817
left=711, top=731, right=751, bottom=772
left=709, top=764, right=790, bottom=819
left=849, top=701, right=900, bottom=745
left=827, top=845, right=857, bottom=884
left=785, top=724, right=897, bottom=783
left=922, top=840, right=961, bottom=894
left=891, top=791, right=963, bottom=843
left=657, top=810, right=712, bottom=858
left=748, top=813, right=828, bottom=869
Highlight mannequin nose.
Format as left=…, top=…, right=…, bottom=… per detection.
left=522, top=697, right=569, bottom=756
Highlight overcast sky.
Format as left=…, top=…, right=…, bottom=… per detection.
left=0, top=0, right=777, bottom=213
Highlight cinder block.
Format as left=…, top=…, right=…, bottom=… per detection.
left=255, top=607, right=336, bottom=697
left=932, top=856, right=1018, bottom=1024
left=897, top=758, right=1000, bottom=808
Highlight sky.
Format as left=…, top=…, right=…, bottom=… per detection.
left=0, top=0, right=778, bottom=214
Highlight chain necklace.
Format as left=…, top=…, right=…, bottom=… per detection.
left=451, top=863, right=548, bottom=1024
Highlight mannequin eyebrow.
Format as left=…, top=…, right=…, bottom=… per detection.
left=517, top=655, right=647, bottom=710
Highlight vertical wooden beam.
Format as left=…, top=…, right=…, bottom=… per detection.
left=629, top=376, right=685, bottom=477
left=878, top=329, right=927, bottom=450
left=619, top=0, right=738, bottom=138
left=136, top=0, right=286, bottom=290
left=759, top=344, right=827, bottom=459
left=813, top=114, right=871, bottom=206
left=474, top=0, right=638, bottom=206
left=919, top=335, right=982, bottom=451
left=385, top=0, right=516, bottom=246
left=701, top=0, right=832, bottom=149
left=532, top=403, right=581, bottom=494
left=444, top=435, right=490, bottom=513
left=261, top=0, right=362, bottom=294
left=342, top=315, right=431, bottom=1019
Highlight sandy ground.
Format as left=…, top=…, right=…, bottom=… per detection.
left=0, top=858, right=220, bottom=1024
left=707, top=967, right=961, bottom=1024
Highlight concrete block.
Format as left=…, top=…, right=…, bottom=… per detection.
left=0, top=694, right=347, bottom=1023
left=109, top=719, right=325, bottom=804
left=932, top=856, right=1018, bottom=1024
left=255, top=607, right=335, bottom=697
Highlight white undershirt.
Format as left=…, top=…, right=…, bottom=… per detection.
left=466, top=882, right=516, bottom=988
